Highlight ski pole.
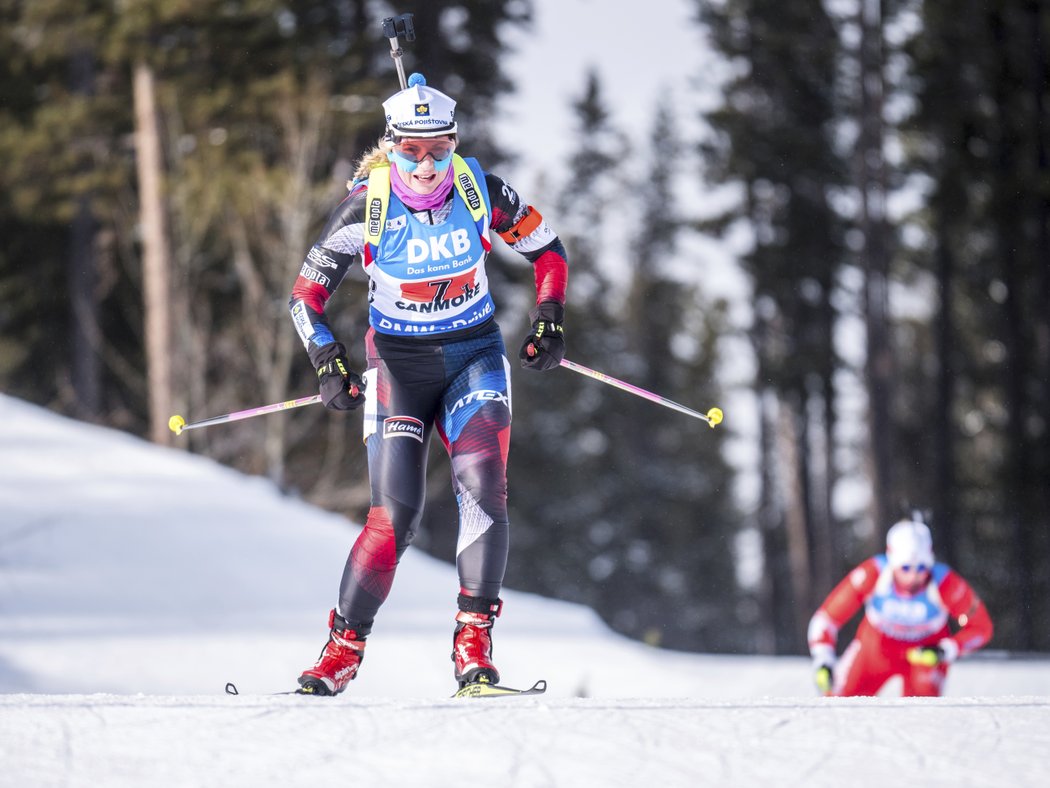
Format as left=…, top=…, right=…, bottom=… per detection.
left=558, top=358, right=724, bottom=428
left=382, top=14, right=416, bottom=90
left=168, top=395, right=322, bottom=436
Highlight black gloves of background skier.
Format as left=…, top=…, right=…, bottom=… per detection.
left=310, top=342, right=366, bottom=411
left=519, top=301, right=565, bottom=371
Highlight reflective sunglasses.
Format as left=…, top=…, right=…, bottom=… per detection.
left=392, top=138, right=454, bottom=164
left=899, top=563, right=930, bottom=573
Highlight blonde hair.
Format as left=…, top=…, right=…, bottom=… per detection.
left=349, top=138, right=394, bottom=187
left=348, top=134, right=459, bottom=188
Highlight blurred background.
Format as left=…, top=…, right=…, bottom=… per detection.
left=1, top=0, right=1047, bottom=657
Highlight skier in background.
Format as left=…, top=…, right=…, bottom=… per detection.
left=286, top=73, right=568, bottom=695
left=808, top=516, right=993, bottom=697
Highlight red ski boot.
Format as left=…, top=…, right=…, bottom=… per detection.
left=452, top=597, right=502, bottom=687
left=298, top=609, right=366, bottom=696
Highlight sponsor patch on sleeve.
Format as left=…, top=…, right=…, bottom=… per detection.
left=291, top=300, right=315, bottom=346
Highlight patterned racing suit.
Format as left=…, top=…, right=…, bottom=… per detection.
left=288, top=157, right=567, bottom=634
left=808, top=555, right=993, bottom=696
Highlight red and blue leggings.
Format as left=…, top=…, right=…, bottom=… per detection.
left=335, top=323, right=511, bottom=632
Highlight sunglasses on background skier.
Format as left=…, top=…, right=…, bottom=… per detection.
left=898, top=564, right=930, bottom=574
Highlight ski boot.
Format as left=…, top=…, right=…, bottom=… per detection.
left=452, top=594, right=502, bottom=687
left=297, top=609, right=367, bottom=696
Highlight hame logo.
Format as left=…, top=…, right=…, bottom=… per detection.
left=383, top=416, right=425, bottom=443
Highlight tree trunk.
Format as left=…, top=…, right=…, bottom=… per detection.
left=779, top=395, right=811, bottom=651
left=818, top=285, right=839, bottom=587
left=70, top=195, right=101, bottom=419
left=132, top=60, right=173, bottom=445
left=798, top=357, right=836, bottom=599
left=1027, top=0, right=1050, bottom=644
left=932, top=215, right=957, bottom=567
left=68, top=50, right=101, bottom=420
left=990, top=9, right=1035, bottom=650
left=858, top=0, right=894, bottom=541
left=756, top=386, right=785, bottom=654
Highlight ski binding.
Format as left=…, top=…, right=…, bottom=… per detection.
left=452, top=678, right=547, bottom=698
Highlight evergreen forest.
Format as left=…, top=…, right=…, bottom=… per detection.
left=1, top=0, right=1047, bottom=655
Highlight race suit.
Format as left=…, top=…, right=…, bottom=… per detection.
left=807, top=555, right=993, bottom=696
left=288, top=157, right=567, bottom=633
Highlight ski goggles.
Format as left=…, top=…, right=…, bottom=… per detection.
left=898, top=563, right=930, bottom=573
left=392, top=138, right=455, bottom=165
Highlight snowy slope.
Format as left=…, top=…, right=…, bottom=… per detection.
left=1, top=394, right=1049, bottom=787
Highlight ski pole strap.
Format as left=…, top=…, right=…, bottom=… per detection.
left=317, top=358, right=350, bottom=380
left=458, top=594, right=503, bottom=617
left=532, top=319, right=563, bottom=341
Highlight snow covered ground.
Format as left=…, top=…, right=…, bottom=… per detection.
left=2, top=393, right=1049, bottom=787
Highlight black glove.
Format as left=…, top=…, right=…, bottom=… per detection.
left=310, top=342, right=366, bottom=411
left=519, top=301, right=565, bottom=371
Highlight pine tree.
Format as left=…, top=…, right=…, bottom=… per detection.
left=902, top=0, right=1050, bottom=649
left=502, top=75, right=746, bottom=652
left=502, top=70, right=630, bottom=610
left=697, top=0, right=846, bottom=652
left=604, top=100, right=743, bottom=651
left=0, top=1, right=536, bottom=504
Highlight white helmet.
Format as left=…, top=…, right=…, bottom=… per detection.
left=382, top=73, right=457, bottom=138
left=885, top=518, right=934, bottom=569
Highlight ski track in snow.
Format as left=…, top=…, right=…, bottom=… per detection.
left=3, top=397, right=1050, bottom=787
left=2, top=695, right=1049, bottom=786
left=4, top=5, right=1049, bottom=783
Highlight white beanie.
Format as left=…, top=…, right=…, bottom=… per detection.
left=885, top=519, right=935, bottom=568
left=383, top=73, right=457, bottom=138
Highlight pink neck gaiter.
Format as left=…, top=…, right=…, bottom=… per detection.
left=390, top=162, right=455, bottom=211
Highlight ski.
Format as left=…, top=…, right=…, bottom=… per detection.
left=452, top=679, right=547, bottom=698
left=225, top=678, right=547, bottom=698
left=224, top=682, right=305, bottom=696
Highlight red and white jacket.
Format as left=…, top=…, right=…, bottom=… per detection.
left=808, top=555, right=993, bottom=663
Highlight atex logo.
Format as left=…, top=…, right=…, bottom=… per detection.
left=383, top=416, right=425, bottom=443
left=447, top=389, right=509, bottom=416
